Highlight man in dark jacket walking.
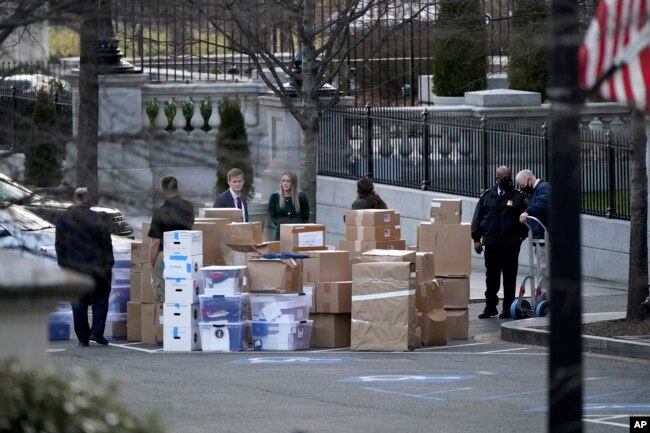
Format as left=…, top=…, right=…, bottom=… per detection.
left=56, top=187, right=114, bottom=346
left=516, top=169, right=550, bottom=276
left=471, top=166, right=527, bottom=319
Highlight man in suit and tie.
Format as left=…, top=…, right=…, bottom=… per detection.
left=213, top=167, right=248, bottom=222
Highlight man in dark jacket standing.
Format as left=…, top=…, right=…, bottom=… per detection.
left=516, top=169, right=550, bottom=276
left=56, top=187, right=114, bottom=346
left=471, top=166, right=527, bottom=319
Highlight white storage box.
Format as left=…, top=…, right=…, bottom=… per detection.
left=165, top=278, right=201, bottom=304
left=163, top=230, right=203, bottom=256
left=163, top=254, right=203, bottom=279
left=199, top=321, right=250, bottom=352
left=199, top=294, right=248, bottom=323
left=163, top=303, right=200, bottom=328
left=163, top=326, right=201, bottom=351
left=251, top=320, right=312, bottom=351
left=249, top=293, right=311, bottom=322
left=198, top=265, right=246, bottom=295
left=105, top=313, right=127, bottom=340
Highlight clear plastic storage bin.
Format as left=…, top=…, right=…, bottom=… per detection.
left=199, top=294, right=248, bottom=323
left=249, top=293, right=310, bottom=322
left=198, top=266, right=246, bottom=295
left=199, top=321, right=250, bottom=352
left=251, top=320, right=312, bottom=351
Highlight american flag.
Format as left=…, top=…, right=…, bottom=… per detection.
left=579, top=0, right=650, bottom=112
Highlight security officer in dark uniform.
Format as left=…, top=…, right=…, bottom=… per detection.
left=471, top=166, right=527, bottom=319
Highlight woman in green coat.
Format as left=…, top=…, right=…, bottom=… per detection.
left=268, top=171, right=310, bottom=241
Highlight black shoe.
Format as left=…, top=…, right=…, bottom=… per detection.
left=478, top=308, right=498, bottom=319
left=498, top=310, right=512, bottom=319
left=78, top=341, right=89, bottom=347
left=89, top=335, right=108, bottom=345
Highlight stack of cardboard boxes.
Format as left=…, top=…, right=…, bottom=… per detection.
left=162, top=230, right=203, bottom=351
left=302, top=250, right=353, bottom=348
left=339, top=210, right=404, bottom=256
left=418, top=198, right=471, bottom=340
left=414, top=251, right=448, bottom=346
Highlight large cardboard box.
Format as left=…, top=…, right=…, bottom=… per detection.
left=430, top=198, right=462, bottom=224
left=131, top=241, right=148, bottom=271
left=345, top=225, right=401, bottom=241
left=437, top=276, right=470, bottom=308
left=141, top=223, right=151, bottom=247
left=141, top=303, right=163, bottom=344
left=163, top=230, right=203, bottom=256
left=226, top=222, right=263, bottom=245
left=350, top=262, right=419, bottom=351
left=344, top=209, right=400, bottom=226
left=445, top=308, right=469, bottom=340
left=140, top=263, right=156, bottom=304
left=199, top=208, right=244, bottom=222
left=415, top=280, right=444, bottom=314
left=415, top=252, right=435, bottom=284
left=311, top=313, right=351, bottom=348
left=418, top=310, right=448, bottom=346
left=360, top=249, right=416, bottom=263
left=129, top=271, right=141, bottom=303
left=193, top=219, right=230, bottom=266
left=280, top=224, right=326, bottom=252
left=417, top=222, right=471, bottom=277
left=302, top=250, right=351, bottom=282
left=314, top=281, right=352, bottom=313
left=248, top=258, right=302, bottom=293
left=127, top=301, right=141, bottom=342
left=339, top=239, right=406, bottom=255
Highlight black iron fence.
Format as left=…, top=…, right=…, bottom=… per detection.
left=319, top=105, right=631, bottom=220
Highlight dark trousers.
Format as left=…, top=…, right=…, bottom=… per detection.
left=483, top=243, right=521, bottom=311
left=72, top=273, right=111, bottom=343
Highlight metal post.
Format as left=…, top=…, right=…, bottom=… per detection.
left=365, top=102, right=373, bottom=179
left=542, top=121, right=549, bottom=179
left=421, top=109, right=430, bottom=190
left=606, top=129, right=616, bottom=218
left=481, top=115, right=488, bottom=191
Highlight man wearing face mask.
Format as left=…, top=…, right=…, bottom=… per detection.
left=516, top=169, right=550, bottom=277
left=471, top=166, right=528, bottom=319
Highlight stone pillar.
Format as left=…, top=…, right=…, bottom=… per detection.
left=0, top=252, right=91, bottom=367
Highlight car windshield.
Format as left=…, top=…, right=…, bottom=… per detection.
left=0, top=204, right=53, bottom=231
left=0, top=177, right=36, bottom=203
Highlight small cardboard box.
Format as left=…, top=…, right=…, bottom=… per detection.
left=344, top=209, right=400, bottom=226
left=200, top=208, right=244, bottom=222
left=430, top=198, right=462, bottom=224
left=280, top=224, right=326, bottom=252
left=163, top=325, right=201, bottom=351
left=140, top=263, right=156, bottom=304
left=436, top=276, right=470, bottom=308
left=418, top=310, right=448, bottom=346
left=417, top=222, right=471, bottom=277
left=310, top=313, right=351, bottom=348
left=140, top=303, right=163, bottom=344
left=345, top=225, right=401, bottom=241
left=302, top=250, right=352, bottom=282
left=163, top=254, right=203, bottom=280
left=314, top=281, right=352, bottom=313
left=126, top=301, right=141, bottom=342
left=445, top=308, right=469, bottom=340
left=415, top=280, right=444, bottom=314
left=360, top=249, right=416, bottom=263
left=163, top=302, right=200, bottom=328
left=248, top=258, right=302, bottom=293
left=415, top=252, right=435, bottom=284
left=131, top=241, right=148, bottom=269
left=338, top=239, right=406, bottom=255
left=193, top=219, right=230, bottom=266
left=225, top=222, right=263, bottom=245
left=130, top=271, right=141, bottom=303
left=163, top=230, right=203, bottom=256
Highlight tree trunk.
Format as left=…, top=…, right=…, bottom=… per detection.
left=77, top=2, right=99, bottom=202
left=627, top=108, right=648, bottom=320
left=301, top=118, right=319, bottom=222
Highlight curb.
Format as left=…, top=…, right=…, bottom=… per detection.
left=500, top=312, right=650, bottom=361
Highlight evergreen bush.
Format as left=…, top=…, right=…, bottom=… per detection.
left=432, top=0, right=488, bottom=97
left=215, top=97, right=254, bottom=199
left=25, top=88, right=63, bottom=187
left=508, top=0, right=550, bottom=100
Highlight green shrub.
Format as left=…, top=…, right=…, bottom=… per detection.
left=25, top=88, right=63, bottom=187
left=432, top=0, right=488, bottom=97
left=0, top=358, right=163, bottom=433
left=508, top=0, right=550, bottom=99
left=215, top=97, right=254, bottom=199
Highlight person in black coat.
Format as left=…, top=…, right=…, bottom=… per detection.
left=516, top=169, right=550, bottom=277
left=55, top=187, right=114, bottom=346
left=471, top=166, right=527, bottom=319
left=213, top=167, right=248, bottom=222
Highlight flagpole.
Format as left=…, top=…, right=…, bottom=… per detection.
left=549, top=1, right=583, bottom=432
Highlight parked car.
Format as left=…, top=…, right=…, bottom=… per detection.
left=0, top=172, right=134, bottom=238
left=0, top=73, right=71, bottom=95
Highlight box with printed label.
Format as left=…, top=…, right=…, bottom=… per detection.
left=251, top=320, right=312, bottom=351
left=198, top=265, right=246, bottom=295
left=280, top=224, right=326, bottom=252
left=302, top=250, right=351, bottom=282
left=200, top=208, right=244, bottom=222
left=310, top=313, right=351, bottom=348
left=314, top=281, right=352, bottom=313
left=163, top=326, right=201, bottom=351
left=249, top=293, right=311, bottom=322
left=345, top=225, right=401, bottom=241
left=430, top=198, right=462, bottom=224
left=127, top=302, right=141, bottom=342
left=163, top=254, right=203, bottom=279
left=163, top=230, right=203, bottom=256
left=445, top=308, right=469, bottom=340
left=165, top=278, right=201, bottom=304
left=199, top=321, right=250, bottom=352
left=247, top=258, right=302, bottom=293
left=199, top=294, right=248, bottom=323
left=417, top=222, right=471, bottom=277
left=105, top=313, right=127, bottom=340
left=437, top=277, right=470, bottom=308
left=163, top=302, right=200, bottom=328
left=344, top=209, right=400, bottom=226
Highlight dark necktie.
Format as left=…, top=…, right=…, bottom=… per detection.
left=236, top=196, right=242, bottom=209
